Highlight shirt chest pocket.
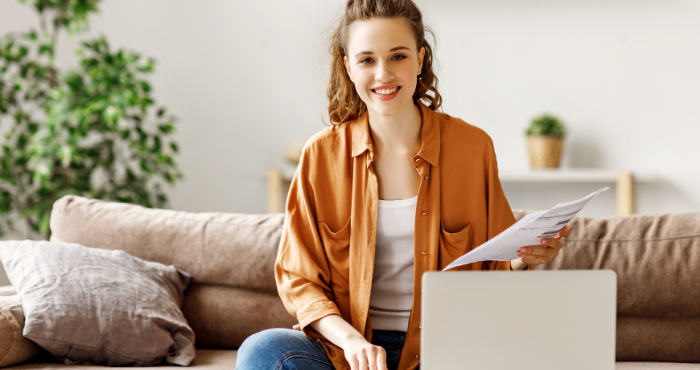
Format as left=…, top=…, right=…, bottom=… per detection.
left=438, top=222, right=473, bottom=270
left=317, top=217, right=351, bottom=298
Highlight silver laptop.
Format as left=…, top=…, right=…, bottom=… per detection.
left=421, top=270, right=616, bottom=370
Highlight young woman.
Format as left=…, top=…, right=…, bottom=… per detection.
left=237, top=1, right=568, bottom=370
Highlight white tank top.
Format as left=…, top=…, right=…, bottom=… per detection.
left=369, top=195, right=417, bottom=332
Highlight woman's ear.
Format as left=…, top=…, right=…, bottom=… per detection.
left=418, top=47, right=425, bottom=75
left=344, top=56, right=353, bottom=82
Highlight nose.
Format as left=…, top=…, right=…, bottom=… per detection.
left=374, top=60, right=393, bottom=83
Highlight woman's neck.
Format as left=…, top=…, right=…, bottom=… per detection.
left=367, top=103, right=422, bottom=154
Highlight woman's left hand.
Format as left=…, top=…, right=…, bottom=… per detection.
left=515, top=225, right=571, bottom=265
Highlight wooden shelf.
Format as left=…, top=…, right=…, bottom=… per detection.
left=500, top=169, right=656, bottom=216
left=499, top=169, right=656, bottom=184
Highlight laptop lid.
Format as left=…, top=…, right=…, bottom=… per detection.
left=421, top=270, right=616, bottom=370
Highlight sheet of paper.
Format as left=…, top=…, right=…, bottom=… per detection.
left=442, top=187, right=609, bottom=271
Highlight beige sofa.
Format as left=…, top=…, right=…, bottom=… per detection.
left=3, top=195, right=700, bottom=369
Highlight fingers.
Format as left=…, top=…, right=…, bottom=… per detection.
left=348, top=357, right=358, bottom=370
left=365, top=347, right=376, bottom=370
left=517, top=241, right=564, bottom=264
left=361, top=346, right=385, bottom=370
left=556, top=225, right=571, bottom=238
left=516, top=247, right=557, bottom=257
left=514, top=225, right=571, bottom=266
left=376, top=347, right=388, bottom=370
left=539, top=237, right=564, bottom=249
left=517, top=246, right=559, bottom=258
left=521, top=255, right=549, bottom=265
left=359, top=352, right=369, bottom=370
left=517, top=243, right=561, bottom=256
left=345, top=341, right=386, bottom=370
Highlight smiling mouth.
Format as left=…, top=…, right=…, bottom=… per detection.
left=371, top=86, right=401, bottom=95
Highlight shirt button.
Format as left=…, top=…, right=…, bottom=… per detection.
left=416, top=355, right=420, bottom=359
left=424, top=176, right=429, bottom=179
left=421, top=251, right=427, bottom=255
left=415, top=158, right=421, bottom=162
left=419, top=325, right=422, bottom=329
left=421, top=212, right=427, bottom=216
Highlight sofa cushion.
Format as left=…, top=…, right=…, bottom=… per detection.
left=182, top=284, right=297, bottom=349
left=0, top=240, right=195, bottom=366
left=514, top=210, right=700, bottom=362
left=0, top=349, right=238, bottom=370
left=48, top=195, right=298, bottom=349
left=0, top=294, right=43, bottom=367
left=616, top=316, right=700, bottom=363
left=615, top=363, right=700, bottom=370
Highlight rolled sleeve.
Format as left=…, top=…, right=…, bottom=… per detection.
left=296, top=301, right=342, bottom=340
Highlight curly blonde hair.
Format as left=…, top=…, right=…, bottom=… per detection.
left=327, top=0, right=443, bottom=124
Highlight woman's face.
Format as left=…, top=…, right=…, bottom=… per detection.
left=344, top=18, right=425, bottom=119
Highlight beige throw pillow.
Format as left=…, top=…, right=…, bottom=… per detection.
left=0, top=240, right=195, bottom=366
left=0, top=293, right=43, bottom=367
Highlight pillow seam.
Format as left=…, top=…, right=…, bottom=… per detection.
left=24, top=334, right=172, bottom=363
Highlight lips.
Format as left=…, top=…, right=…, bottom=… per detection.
left=371, top=85, right=401, bottom=101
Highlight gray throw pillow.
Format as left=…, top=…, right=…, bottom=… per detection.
left=0, top=240, right=195, bottom=366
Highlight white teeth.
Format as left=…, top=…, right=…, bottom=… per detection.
left=375, top=87, right=398, bottom=95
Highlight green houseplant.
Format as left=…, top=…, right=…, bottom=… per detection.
left=0, top=0, right=182, bottom=238
left=525, top=114, right=567, bottom=169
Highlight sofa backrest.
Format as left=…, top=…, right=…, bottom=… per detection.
left=515, top=209, right=700, bottom=363
left=50, top=195, right=700, bottom=361
left=49, top=195, right=297, bottom=349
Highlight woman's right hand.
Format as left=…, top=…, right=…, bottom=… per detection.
left=342, top=337, right=388, bottom=370
left=309, top=314, right=388, bottom=370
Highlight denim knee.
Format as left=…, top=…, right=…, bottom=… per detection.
left=236, top=328, right=333, bottom=370
left=239, top=329, right=291, bottom=356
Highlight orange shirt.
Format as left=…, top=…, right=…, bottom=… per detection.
left=275, top=103, right=529, bottom=370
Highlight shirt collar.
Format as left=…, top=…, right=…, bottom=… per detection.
left=350, top=103, right=440, bottom=166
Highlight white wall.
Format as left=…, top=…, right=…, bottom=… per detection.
left=2, top=0, right=698, bottom=217
left=427, top=0, right=700, bottom=218
left=0, top=0, right=698, bottom=282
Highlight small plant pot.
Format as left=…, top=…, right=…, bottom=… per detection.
left=527, top=135, right=563, bottom=169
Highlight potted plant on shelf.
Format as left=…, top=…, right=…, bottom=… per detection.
left=525, top=114, right=567, bottom=169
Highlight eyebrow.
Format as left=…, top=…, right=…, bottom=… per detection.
left=355, top=46, right=411, bottom=58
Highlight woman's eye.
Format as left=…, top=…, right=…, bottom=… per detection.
left=392, top=54, right=406, bottom=60
left=359, top=58, right=373, bottom=64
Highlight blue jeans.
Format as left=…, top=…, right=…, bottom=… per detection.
left=236, top=328, right=409, bottom=370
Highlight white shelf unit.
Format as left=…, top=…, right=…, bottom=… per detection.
left=499, top=169, right=656, bottom=216
left=268, top=168, right=655, bottom=216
